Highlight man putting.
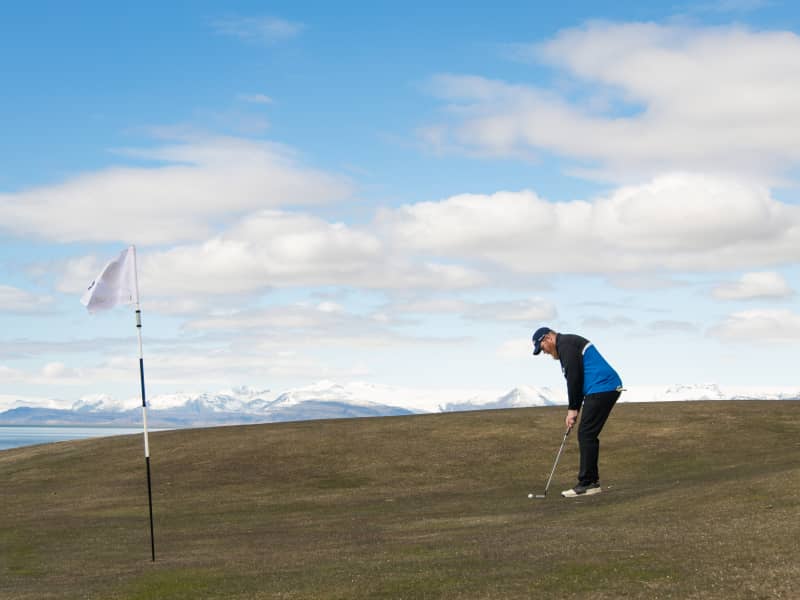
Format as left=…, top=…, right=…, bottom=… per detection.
left=532, top=327, right=622, bottom=498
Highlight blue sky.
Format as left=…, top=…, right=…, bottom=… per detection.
left=1, top=0, right=799, bottom=410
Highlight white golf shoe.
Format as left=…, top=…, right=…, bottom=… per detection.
left=561, top=482, right=602, bottom=498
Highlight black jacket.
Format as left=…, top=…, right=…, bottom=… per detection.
left=556, top=334, right=589, bottom=410
left=556, top=333, right=622, bottom=410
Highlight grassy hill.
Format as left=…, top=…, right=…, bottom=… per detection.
left=2, top=401, right=798, bottom=599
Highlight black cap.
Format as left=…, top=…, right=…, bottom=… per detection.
left=532, top=327, right=553, bottom=355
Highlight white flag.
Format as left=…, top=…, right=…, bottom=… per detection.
left=81, top=246, right=138, bottom=313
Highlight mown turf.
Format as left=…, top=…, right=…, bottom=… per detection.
left=1, top=401, right=798, bottom=599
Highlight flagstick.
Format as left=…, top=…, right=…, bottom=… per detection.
left=132, top=246, right=156, bottom=562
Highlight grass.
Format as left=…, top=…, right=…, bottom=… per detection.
left=1, top=400, right=798, bottom=599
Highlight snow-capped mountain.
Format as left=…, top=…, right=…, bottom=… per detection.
left=619, top=383, right=800, bottom=403
left=0, top=381, right=797, bottom=427
left=439, top=385, right=564, bottom=412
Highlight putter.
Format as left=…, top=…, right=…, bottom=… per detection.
left=530, top=426, right=572, bottom=499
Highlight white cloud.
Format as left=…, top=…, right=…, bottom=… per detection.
left=0, top=285, right=53, bottom=313
left=41, top=362, right=77, bottom=379
left=708, top=308, right=800, bottom=342
left=381, top=188, right=550, bottom=259
left=426, top=24, right=800, bottom=182
left=648, top=320, right=696, bottom=333
left=386, top=296, right=556, bottom=323
left=604, top=274, right=684, bottom=290
left=0, top=364, right=26, bottom=383
left=1, top=348, right=291, bottom=391
left=387, top=298, right=468, bottom=315
left=581, top=316, right=637, bottom=329
left=49, top=172, right=796, bottom=308
left=0, top=137, right=353, bottom=244
left=56, top=207, right=486, bottom=300
left=185, top=303, right=368, bottom=333
left=380, top=173, right=800, bottom=275
left=181, top=303, right=464, bottom=353
left=238, top=93, right=274, bottom=105
left=497, top=337, right=537, bottom=361
left=145, top=210, right=484, bottom=294
left=316, top=301, right=344, bottom=313
left=0, top=360, right=126, bottom=387
left=212, top=16, right=305, bottom=44
left=712, top=271, right=793, bottom=300
left=463, top=298, right=557, bottom=322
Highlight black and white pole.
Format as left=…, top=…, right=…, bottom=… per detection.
left=132, top=246, right=156, bottom=562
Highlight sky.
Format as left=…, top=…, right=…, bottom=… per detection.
left=1, top=0, right=799, bottom=410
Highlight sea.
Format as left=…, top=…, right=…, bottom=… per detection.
left=0, top=426, right=148, bottom=451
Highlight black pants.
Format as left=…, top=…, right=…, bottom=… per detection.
left=578, top=390, right=620, bottom=485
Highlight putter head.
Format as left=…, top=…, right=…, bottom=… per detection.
left=534, top=494, right=546, bottom=499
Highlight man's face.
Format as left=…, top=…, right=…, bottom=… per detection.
left=539, top=332, right=558, bottom=359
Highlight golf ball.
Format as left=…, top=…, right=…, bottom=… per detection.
left=527, top=493, right=533, bottom=499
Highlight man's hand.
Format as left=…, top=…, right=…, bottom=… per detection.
left=565, top=409, right=578, bottom=430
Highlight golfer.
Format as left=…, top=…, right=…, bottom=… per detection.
left=532, top=327, right=622, bottom=497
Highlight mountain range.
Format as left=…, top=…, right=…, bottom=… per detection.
left=0, top=381, right=797, bottom=428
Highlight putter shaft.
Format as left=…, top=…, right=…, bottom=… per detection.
left=531, top=426, right=572, bottom=499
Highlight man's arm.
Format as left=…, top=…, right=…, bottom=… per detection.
left=561, top=343, right=584, bottom=409
left=559, top=335, right=585, bottom=428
